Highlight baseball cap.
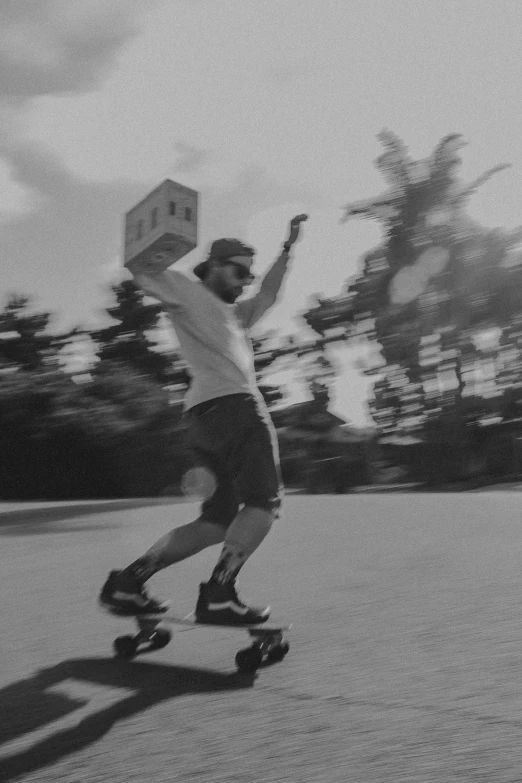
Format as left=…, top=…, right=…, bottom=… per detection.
left=193, top=238, right=255, bottom=280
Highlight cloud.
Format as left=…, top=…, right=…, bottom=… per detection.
left=194, top=163, right=325, bottom=245
left=0, top=137, right=327, bottom=332
left=0, top=157, right=42, bottom=219
left=0, top=138, right=150, bottom=329
left=264, top=58, right=308, bottom=87
left=172, top=142, right=209, bottom=174
left=0, top=0, right=159, bottom=100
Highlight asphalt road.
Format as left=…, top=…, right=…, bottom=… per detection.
left=1, top=492, right=522, bottom=782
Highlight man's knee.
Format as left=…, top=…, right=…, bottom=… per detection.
left=244, top=490, right=282, bottom=523
left=199, top=493, right=240, bottom=529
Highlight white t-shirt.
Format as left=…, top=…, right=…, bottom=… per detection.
left=129, top=259, right=287, bottom=410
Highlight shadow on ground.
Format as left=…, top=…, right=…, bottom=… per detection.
left=0, top=657, right=255, bottom=781
left=0, top=497, right=188, bottom=535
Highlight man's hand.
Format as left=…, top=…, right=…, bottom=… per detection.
left=284, top=214, right=308, bottom=249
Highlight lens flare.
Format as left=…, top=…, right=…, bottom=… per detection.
left=181, top=466, right=217, bottom=500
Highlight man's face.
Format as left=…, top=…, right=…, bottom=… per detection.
left=212, top=255, right=255, bottom=303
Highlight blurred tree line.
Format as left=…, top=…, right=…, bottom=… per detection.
left=304, top=131, right=522, bottom=486
left=0, top=287, right=187, bottom=499
left=0, top=279, right=344, bottom=499
left=4, top=130, right=522, bottom=498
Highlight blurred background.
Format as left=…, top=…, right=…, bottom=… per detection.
left=2, top=0, right=522, bottom=500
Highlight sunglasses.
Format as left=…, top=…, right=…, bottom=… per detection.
left=219, top=259, right=255, bottom=283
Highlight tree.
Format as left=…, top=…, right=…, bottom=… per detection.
left=0, top=360, right=187, bottom=500
left=251, top=331, right=286, bottom=407
left=0, top=294, right=73, bottom=371
left=90, top=280, right=188, bottom=385
left=302, top=353, right=337, bottom=409
left=303, top=130, right=521, bottom=436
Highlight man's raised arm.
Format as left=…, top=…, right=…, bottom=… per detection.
left=126, top=252, right=194, bottom=310
left=238, top=214, right=307, bottom=329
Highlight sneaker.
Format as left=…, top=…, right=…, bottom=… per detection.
left=195, top=581, right=270, bottom=626
left=98, top=570, right=169, bottom=615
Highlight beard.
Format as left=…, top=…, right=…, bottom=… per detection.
left=220, top=286, right=243, bottom=304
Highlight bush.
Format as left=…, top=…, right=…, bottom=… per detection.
left=0, top=364, right=189, bottom=500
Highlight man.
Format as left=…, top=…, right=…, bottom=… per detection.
left=99, top=214, right=307, bottom=625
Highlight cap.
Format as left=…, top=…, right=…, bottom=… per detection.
left=193, top=238, right=255, bottom=280
left=208, top=238, right=255, bottom=259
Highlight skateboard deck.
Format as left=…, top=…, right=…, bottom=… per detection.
left=102, top=606, right=291, bottom=673
left=134, top=610, right=290, bottom=632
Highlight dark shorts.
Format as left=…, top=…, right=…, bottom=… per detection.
left=184, top=393, right=284, bottom=529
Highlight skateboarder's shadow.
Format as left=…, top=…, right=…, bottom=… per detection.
left=0, top=657, right=255, bottom=781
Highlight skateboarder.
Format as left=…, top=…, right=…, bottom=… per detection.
left=99, top=215, right=307, bottom=625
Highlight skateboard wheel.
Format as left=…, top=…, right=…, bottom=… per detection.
left=150, top=628, right=172, bottom=650
left=266, top=641, right=290, bottom=664
left=113, top=635, right=139, bottom=659
left=235, top=646, right=263, bottom=673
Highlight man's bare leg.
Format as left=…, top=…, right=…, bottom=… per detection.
left=100, top=509, right=275, bottom=620
left=99, top=520, right=225, bottom=614
left=209, top=506, right=273, bottom=584
left=195, top=506, right=275, bottom=625
left=125, top=506, right=272, bottom=584
left=121, top=520, right=226, bottom=581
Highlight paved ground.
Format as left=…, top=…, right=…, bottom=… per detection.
left=1, top=492, right=522, bottom=782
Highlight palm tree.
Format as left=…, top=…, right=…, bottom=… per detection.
left=334, top=130, right=519, bottom=432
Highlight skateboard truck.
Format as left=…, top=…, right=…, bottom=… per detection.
left=107, top=611, right=291, bottom=674
left=235, top=627, right=290, bottom=673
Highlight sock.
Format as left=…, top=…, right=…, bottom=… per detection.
left=119, top=555, right=160, bottom=585
left=208, top=507, right=274, bottom=586
left=209, top=542, right=247, bottom=586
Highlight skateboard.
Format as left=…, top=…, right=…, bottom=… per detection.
left=102, top=607, right=291, bottom=673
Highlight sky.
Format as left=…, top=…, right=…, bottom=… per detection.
left=1, top=0, right=522, bottom=426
